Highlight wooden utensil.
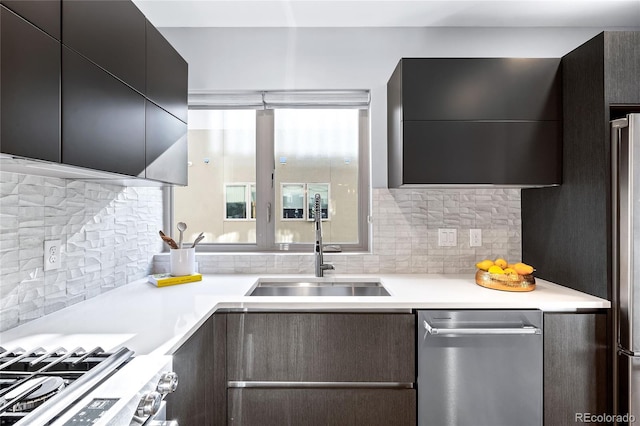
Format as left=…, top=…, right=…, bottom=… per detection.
left=159, top=230, right=179, bottom=249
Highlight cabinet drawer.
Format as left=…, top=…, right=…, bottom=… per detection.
left=226, top=313, right=414, bottom=382
left=228, top=388, right=416, bottom=426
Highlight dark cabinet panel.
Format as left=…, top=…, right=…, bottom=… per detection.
left=1, top=6, right=60, bottom=162
left=227, top=313, right=415, bottom=382
left=1, top=0, right=60, bottom=39
left=146, top=20, right=188, bottom=123
left=403, top=121, right=561, bottom=185
left=228, top=388, right=416, bottom=426
left=544, top=312, right=609, bottom=425
left=166, top=313, right=227, bottom=426
left=604, top=32, right=640, bottom=105
left=387, top=57, right=562, bottom=187
left=62, top=47, right=145, bottom=176
left=522, top=32, right=640, bottom=300
left=145, top=101, right=188, bottom=185
left=62, top=0, right=145, bottom=93
left=400, top=58, right=561, bottom=121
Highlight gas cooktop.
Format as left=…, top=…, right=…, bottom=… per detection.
left=0, top=346, right=133, bottom=425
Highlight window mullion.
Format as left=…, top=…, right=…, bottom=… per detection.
left=255, top=109, right=275, bottom=250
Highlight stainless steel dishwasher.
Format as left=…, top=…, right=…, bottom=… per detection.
left=418, top=310, right=543, bottom=426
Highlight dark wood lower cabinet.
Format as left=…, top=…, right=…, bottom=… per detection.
left=228, top=388, right=416, bottom=426
left=166, top=313, right=227, bottom=425
left=226, top=312, right=415, bottom=382
left=170, top=312, right=416, bottom=425
left=169, top=310, right=613, bottom=426
left=543, top=312, right=609, bottom=425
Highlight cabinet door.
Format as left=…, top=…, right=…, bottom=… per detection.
left=146, top=20, right=188, bottom=123
left=1, top=0, right=60, bottom=39
left=402, top=120, right=561, bottom=185
left=544, top=312, right=609, bottom=425
left=401, top=58, right=561, bottom=121
left=166, top=314, right=227, bottom=426
left=145, top=101, right=188, bottom=185
left=1, top=6, right=60, bottom=162
left=62, top=47, right=145, bottom=176
left=228, top=388, right=416, bottom=426
left=62, top=0, right=145, bottom=93
left=227, top=313, right=415, bottom=382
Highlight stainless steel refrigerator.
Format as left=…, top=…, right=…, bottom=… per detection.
left=613, top=113, right=640, bottom=421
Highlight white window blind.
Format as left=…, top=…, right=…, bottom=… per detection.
left=188, top=90, right=370, bottom=110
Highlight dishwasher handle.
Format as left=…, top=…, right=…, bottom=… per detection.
left=423, top=320, right=541, bottom=336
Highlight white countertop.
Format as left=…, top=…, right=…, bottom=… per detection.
left=0, top=274, right=610, bottom=356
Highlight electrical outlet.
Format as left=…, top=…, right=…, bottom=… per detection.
left=470, top=229, right=482, bottom=247
left=44, top=240, right=61, bottom=271
left=438, top=229, right=457, bottom=247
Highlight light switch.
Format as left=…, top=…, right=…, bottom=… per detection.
left=438, top=229, right=457, bottom=247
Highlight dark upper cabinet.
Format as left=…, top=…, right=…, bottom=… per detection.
left=400, top=58, right=561, bottom=121
left=1, top=6, right=60, bottom=162
left=1, top=0, right=60, bottom=39
left=146, top=20, right=188, bottom=123
left=62, top=47, right=145, bottom=176
left=387, top=57, right=562, bottom=187
left=62, top=0, right=146, bottom=94
left=403, top=121, right=561, bottom=185
left=146, top=101, right=188, bottom=185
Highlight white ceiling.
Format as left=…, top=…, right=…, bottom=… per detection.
left=133, top=0, right=640, bottom=28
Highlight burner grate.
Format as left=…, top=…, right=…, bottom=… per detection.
left=0, top=346, right=133, bottom=426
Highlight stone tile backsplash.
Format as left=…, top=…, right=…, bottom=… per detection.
left=153, top=188, right=522, bottom=276
left=0, top=172, right=163, bottom=331
left=0, top=175, right=520, bottom=332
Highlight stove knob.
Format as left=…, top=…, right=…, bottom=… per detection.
left=157, top=371, right=178, bottom=394
left=137, top=391, right=162, bottom=417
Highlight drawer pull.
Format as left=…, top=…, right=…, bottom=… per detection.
left=228, top=381, right=414, bottom=389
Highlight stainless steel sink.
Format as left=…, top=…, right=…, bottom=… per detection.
left=247, top=279, right=391, bottom=297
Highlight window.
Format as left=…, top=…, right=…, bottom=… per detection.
left=172, top=91, right=370, bottom=251
left=281, top=184, right=305, bottom=219
left=174, top=110, right=256, bottom=244
left=280, top=183, right=330, bottom=221
left=225, top=184, right=256, bottom=220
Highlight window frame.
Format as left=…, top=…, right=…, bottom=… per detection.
left=167, top=93, right=371, bottom=253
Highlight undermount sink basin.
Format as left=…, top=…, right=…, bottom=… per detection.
left=246, top=278, right=391, bottom=297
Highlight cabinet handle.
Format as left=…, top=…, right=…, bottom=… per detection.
left=423, top=320, right=541, bottom=336
left=228, top=381, right=414, bottom=389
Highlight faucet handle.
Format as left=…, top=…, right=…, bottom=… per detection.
left=321, top=263, right=335, bottom=271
